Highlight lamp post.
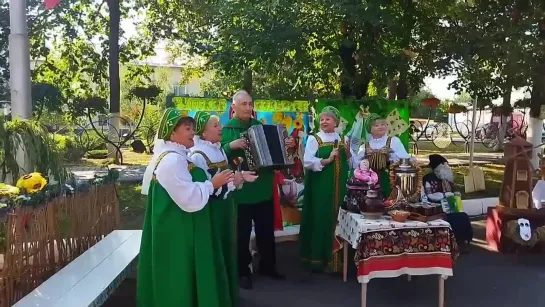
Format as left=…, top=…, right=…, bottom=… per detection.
left=8, top=0, right=32, bottom=120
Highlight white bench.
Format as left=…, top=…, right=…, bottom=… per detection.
left=14, top=230, right=142, bottom=307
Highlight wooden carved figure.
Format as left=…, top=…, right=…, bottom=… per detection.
left=500, top=137, right=534, bottom=209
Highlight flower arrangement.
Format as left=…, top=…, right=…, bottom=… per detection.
left=0, top=169, right=120, bottom=216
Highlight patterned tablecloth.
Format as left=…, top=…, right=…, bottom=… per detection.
left=336, top=209, right=459, bottom=283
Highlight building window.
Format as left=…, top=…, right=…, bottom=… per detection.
left=516, top=170, right=528, bottom=181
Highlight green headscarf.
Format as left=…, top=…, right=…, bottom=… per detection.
left=319, top=106, right=340, bottom=123
left=194, top=111, right=211, bottom=136
left=157, top=108, right=184, bottom=140
left=365, top=113, right=384, bottom=134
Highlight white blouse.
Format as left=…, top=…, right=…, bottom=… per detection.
left=304, top=130, right=343, bottom=172
left=154, top=142, right=214, bottom=213
left=190, top=137, right=237, bottom=198
left=352, top=135, right=410, bottom=169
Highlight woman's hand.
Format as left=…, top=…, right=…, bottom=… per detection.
left=242, top=171, right=259, bottom=182
left=233, top=171, right=244, bottom=186
left=329, top=148, right=339, bottom=160
left=211, top=169, right=234, bottom=189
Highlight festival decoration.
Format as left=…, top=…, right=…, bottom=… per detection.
left=448, top=104, right=468, bottom=114
left=422, top=97, right=440, bottom=108
left=386, top=108, right=409, bottom=137
left=44, top=0, right=61, bottom=9
left=16, top=173, right=47, bottom=194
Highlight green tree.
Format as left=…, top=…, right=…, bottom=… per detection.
left=141, top=0, right=458, bottom=100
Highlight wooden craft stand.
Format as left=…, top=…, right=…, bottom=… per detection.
left=486, top=205, right=545, bottom=252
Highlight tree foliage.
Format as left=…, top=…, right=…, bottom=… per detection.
left=140, top=0, right=458, bottom=100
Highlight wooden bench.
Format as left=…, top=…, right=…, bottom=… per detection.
left=14, top=230, right=142, bottom=307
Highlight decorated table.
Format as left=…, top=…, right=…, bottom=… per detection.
left=336, top=209, right=459, bottom=307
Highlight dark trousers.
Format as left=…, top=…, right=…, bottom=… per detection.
left=237, top=199, right=276, bottom=277
left=446, top=212, right=473, bottom=243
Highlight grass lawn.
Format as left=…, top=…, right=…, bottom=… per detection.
left=117, top=183, right=146, bottom=230
left=67, top=149, right=153, bottom=168
left=411, top=140, right=498, bottom=155
left=451, top=164, right=503, bottom=199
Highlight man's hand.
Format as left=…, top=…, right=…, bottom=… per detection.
left=211, top=169, right=234, bottom=189
left=284, top=137, right=296, bottom=149
left=230, top=139, right=248, bottom=150
left=242, top=171, right=259, bottom=182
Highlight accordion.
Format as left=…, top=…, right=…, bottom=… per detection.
left=240, top=125, right=294, bottom=171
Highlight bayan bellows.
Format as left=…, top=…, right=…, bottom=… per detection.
left=241, top=125, right=293, bottom=170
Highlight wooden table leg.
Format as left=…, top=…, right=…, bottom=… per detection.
left=361, top=282, right=368, bottom=307
left=438, top=275, right=446, bottom=307
left=343, top=240, right=348, bottom=282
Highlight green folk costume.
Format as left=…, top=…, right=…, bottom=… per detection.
left=221, top=117, right=274, bottom=205
left=300, top=134, right=349, bottom=272
left=362, top=137, right=393, bottom=197
left=137, top=108, right=237, bottom=307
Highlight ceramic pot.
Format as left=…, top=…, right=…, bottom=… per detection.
left=360, top=189, right=384, bottom=219
left=345, top=178, right=371, bottom=213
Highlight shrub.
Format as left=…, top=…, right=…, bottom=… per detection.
left=86, top=149, right=108, bottom=159
left=54, top=134, right=86, bottom=162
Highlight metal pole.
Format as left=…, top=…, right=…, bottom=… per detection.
left=8, top=0, right=32, bottom=119
left=468, top=98, right=478, bottom=168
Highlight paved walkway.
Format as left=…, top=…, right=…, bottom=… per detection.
left=103, top=222, right=545, bottom=307
left=68, top=165, right=146, bottom=183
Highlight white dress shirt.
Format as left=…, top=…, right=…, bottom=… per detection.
left=190, top=137, right=237, bottom=198
left=304, top=130, right=343, bottom=172
left=153, top=141, right=214, bottom=213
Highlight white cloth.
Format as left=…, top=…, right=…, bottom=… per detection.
left=155, top=151, right=214, bottom=212
left=141, top=138, right=214, bottom=212
left=533, top=180, right=545, bottom=209
left=303, top=131, right=342, bottom=172
left=190, top=136, right=237, bottom=198
left=347, top=112, right=365, bottom=163
left=352, top=135, right=411, bottom=169
left=141, top=137, right=168, bottom=195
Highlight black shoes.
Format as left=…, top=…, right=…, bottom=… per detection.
left=239, top=275, right=253, bottom=289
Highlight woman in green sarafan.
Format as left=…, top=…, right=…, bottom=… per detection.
left=352, top=113, right=411, bottom=198
left=300, top=106, right=350, bottom=273
left=137, top=108, right=236, bottom=307
left=189, top=111, right=258, bottom=306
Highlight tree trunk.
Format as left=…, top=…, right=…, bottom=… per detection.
left=495, top=87, right=512, bottom=151
left=387, top=77, right=397, bottom=100
left=243, top=68, right=253, bottom=95
left=529, top=60, right=545, bottom=169
left=396, top=67, right=409, bottom=100
left=107, top=0, right=121, bottom=162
